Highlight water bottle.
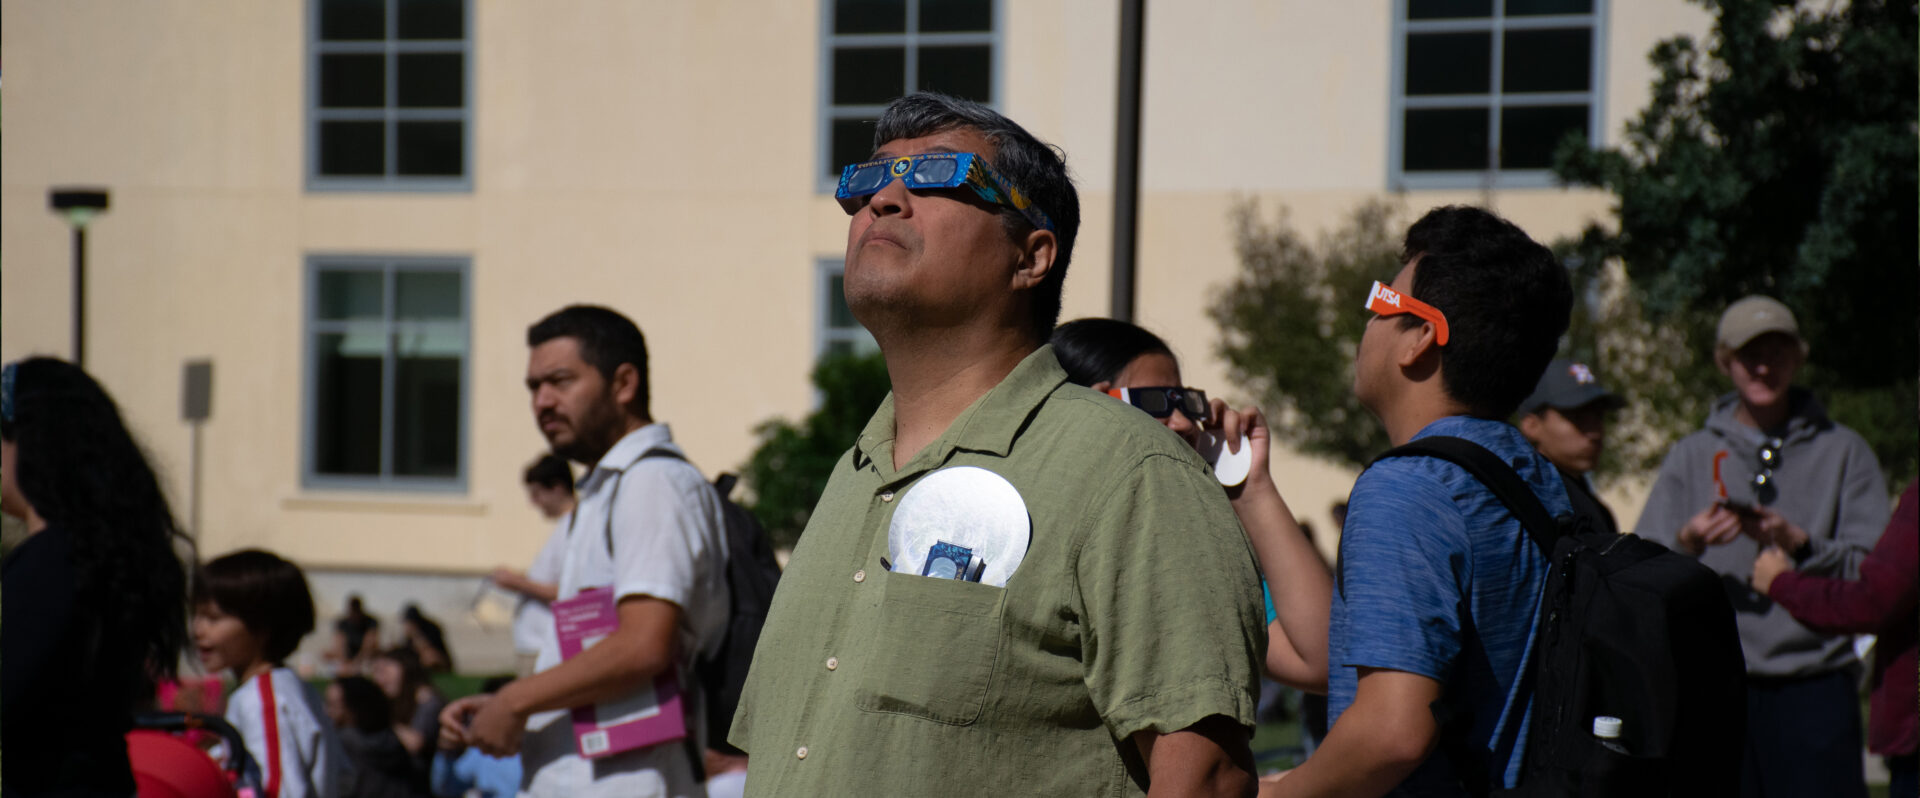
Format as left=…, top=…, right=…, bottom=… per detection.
left=1592, top=715, right=1629, bottom=755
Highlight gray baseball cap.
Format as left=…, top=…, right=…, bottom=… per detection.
left=1518, top=359, right=1623, bottom=416
left=1716, top=295, right=1806, bottom=352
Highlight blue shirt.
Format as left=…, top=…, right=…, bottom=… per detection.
left=430, top=748, right=522, bottom=798
left=1328, top=416, right=1569, bottom=795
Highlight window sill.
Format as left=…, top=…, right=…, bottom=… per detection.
left=282, top=493, right=488, bottom=517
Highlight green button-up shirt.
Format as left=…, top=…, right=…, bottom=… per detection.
left=731, top=346, right=1265, bottom=796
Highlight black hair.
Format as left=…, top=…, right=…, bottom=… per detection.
left=874, top=92, right=1081, bottom=339
left=527, top=305, right=651, bottom=419
left=522, top=453, right=575, bottom=493
left=401, top=604, right=454, bottom=673
left=1400, top=205, right=1572, bottom=419
left=193, top=549, right=317, bottom=664
left=1050, top=318, right=1175, bottom=387
left=0, top=357, right=191, bottom=702
left=375, top=645, right=435, bottom=724
left=332, top=675, right=393, bottom=735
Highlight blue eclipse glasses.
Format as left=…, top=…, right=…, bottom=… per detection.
left=835, top=152, right=1056, bottom=233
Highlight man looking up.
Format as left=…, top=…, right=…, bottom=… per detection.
left=1515, top=359, right=1625, bottom=535
left=731, top=93, right=1265, bottom=797
left=1636, top=296, right=1887, bottom=798
left=441, top=306, right=730, bottom=798
left=1268, top=206, right=1572, bottom=797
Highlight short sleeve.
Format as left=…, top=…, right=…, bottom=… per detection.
left=526, top=523, right=567, bottom=584
left=1076, top=453, right=1264, bottom=740
left=607, top=464, right=721, bottom=609
left=1336, top=465, right=1470, bottom=682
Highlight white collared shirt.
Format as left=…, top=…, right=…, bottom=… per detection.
left=522, top=423, right=729, bottom=798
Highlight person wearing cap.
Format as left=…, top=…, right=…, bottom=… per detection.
left=1635, top=295, right=1888, bottom=798
left=1515, top=359, right=1624, bottom=536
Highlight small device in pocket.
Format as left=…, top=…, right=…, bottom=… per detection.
left=921, top=541, right=988, bottom=582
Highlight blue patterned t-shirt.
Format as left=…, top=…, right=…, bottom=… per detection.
left=1327, top=416, right=1570, bottom=796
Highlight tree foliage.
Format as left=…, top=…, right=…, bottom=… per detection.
left=1211, top=199, right=1407, bottom=469
left=740, top=351, right=890, bottom=549
left=1554, top=0, right=1917, bottom=487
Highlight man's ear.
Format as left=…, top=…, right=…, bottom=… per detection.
left=1394, top=320, right=1441, bottom=369
left=1010, top=228, right=1058, bottom=291
left=610, top=362, right=641, bottom=410
left=1712, top=346, right=1734, bottom=377
left=1518, top=412, right=1544, bottom=443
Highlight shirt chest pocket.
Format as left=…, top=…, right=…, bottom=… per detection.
left=855, top=572, right=1007, bottom=725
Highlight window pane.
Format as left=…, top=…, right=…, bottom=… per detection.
left=398, top=53, right=463, bottom=108
left=1499, top=104, right=1587, bottom=169
left=917, top=46, right=991, bottom=102
left=1404, top=107, right=1490, bottom=171
left=396, top=271, right=461, bottom=320
left=1405, top=32, right=1491, bottom=96
left=830, top=117, right=878, bottom=178
left=320, top=0, right=385, bottom=41
left=834, top=0, right=906, bottom=33
left=398, top=0, right=463, bottom=39
left=1503, top=29, right=1590, bottom=93
left=315, top=331, right=384, bottom=476
left=834, top=47, right=906, bottom=105
left=320, top=54, right=385, bottom=108
left=392, top=331, right=461, bottom=478
left=396, top=121, right=463, bottom=176
left=319, top=270, right=384, bottom=320
left=828, top=274, right=856, bottom=328
left=1407, top=0, right=1492, bottom=20
left=1507, top=0, right=1593, bottom=15
left=319, top=121, right=386, bottom=176
left=921, top=0, right=992, bottom=32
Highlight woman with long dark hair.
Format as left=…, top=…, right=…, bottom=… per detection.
left=1, top=356, right=193, bottom=797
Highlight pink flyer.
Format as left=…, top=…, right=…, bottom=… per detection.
left=552, top=588, right=687, bottom=758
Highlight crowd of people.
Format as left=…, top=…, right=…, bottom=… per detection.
left=0, top=90, right=1912, bottom=798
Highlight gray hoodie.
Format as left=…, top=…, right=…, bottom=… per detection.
left=1635, top=389, right=1889, bottom=678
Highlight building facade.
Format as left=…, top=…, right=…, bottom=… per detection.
left=1, top=0, right=1706, bottom=671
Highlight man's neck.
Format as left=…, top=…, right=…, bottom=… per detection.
left=578, top=416, right=652, bottom=467
left=879, top=327, right=1038, bottom=471
left=1733, top=399, right=1790, bottom=433
left=1378, top=389, right=1471, bottom=447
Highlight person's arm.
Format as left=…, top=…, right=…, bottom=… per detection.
left=490, top=567, right=559, bottom=603
left=1756, top=481, right=1918, bottom=634
left=1766, top=437, right=1890, bottom=578
left=453, top=596, right=681, bottom=756
left=1211, top=401, right=1332, bottom=693
left=1263, top=669, right=1441, bottom=798
left=1133, top=715, right=1256, bottom=798
left=1634, top=442, right=1730, bottom=555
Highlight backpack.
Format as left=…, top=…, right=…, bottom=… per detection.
left=1371, top=436, right=1745, bottom=797
left=594, top=448, right=783, bottom=758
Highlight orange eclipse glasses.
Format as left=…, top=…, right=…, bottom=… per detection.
left=1364, top=281, right=1451, bottom=346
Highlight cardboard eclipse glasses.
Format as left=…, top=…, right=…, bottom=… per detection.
left=1365, top=280, right=1451, bottom=346
left=1107, top=386, right=1210, bottom=423
left=836, top=152, right=1056, bottom=233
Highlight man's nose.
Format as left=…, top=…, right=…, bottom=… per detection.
left=868, top=173, right=911, bottom=217
left=1166, top=408, right=1196, bottom=434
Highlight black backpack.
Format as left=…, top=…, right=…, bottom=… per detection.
left=1371, top=436, right=1745, bottom=797
left=595, top=448, right=783, bottom=758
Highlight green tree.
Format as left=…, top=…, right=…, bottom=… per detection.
left=1211, top=199, right=1407, bottom=469
left=741, top=351, right=890, bottom=549
left=1554, top=0, right=1918, bottom=488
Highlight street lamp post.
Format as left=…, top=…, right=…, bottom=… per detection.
left=49, top=188, right=110, bottom=368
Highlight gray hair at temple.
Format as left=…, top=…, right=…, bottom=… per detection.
left=873, top=92, right=1081, bottom=339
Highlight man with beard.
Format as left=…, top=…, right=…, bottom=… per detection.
left=440, top=305, right=730, bottom=798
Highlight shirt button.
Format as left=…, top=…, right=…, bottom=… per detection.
left=796, top=746, right=809, bottom=760
left=853, top=569, right=866, bottom=583
left=880, top=491, right=895, bottom=502
left=826, top=656, right=839, bottom=671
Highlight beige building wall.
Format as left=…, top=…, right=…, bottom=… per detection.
left=3, top=1, right=1706, bottom=599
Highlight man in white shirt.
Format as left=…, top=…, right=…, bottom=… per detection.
left=442, top=305, right=730, bottom=798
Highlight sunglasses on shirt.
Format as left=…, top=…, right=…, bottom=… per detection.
left=1108, top=386, right=1210, bottom=423
left=835, top=152, right=1056, bottom=233
left=1364, top=280, right=1451, bottom=346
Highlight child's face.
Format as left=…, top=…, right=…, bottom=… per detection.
left=193, top=601, right=264, bottom=675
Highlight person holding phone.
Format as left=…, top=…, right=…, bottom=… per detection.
left=1636, top=296, right=1889, bottom=798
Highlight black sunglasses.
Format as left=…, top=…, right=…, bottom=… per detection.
left=1107, top=386, right=1210, bottom=423
left=1752, top=437, right=1783, bottom=504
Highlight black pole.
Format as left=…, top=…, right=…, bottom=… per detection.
left=73, top=227, right=87, bottom=368
left=1110, top=0, right=1146, bottom=322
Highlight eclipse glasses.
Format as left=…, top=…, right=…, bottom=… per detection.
left=1364, top=280, right=1451, bottom=346
left=1107, top=386, right=1210, bottom=423
left=836, top=152, right=1056, bottom=233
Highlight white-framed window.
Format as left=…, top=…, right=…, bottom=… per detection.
left=1388, top=0, right=1606, bottom=189
left=304, top=257, right=469, bottom=490
left=819, top=0, right=1000, bottom=189
left=309, top=0, right=472, bottom=190
left=818, top=259, right=879, bottom=358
